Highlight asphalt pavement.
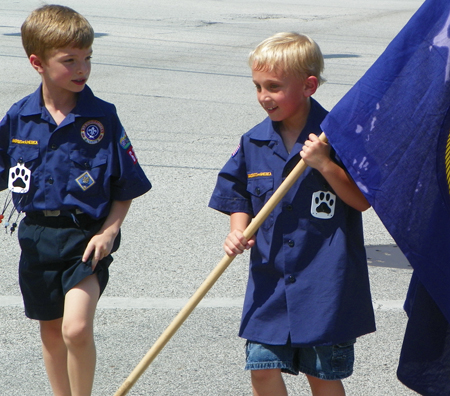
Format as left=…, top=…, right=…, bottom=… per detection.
left=0, top=0, right=423, bottom=395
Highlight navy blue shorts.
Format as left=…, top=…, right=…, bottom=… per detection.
left=18, top=212, right=120, bottom=321
left=245, top=339, right=356, bottom=380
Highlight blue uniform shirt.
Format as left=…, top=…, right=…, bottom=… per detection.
left=209, top=99, right=376, bottom=346
left=0, top=85, right=151, bottom=219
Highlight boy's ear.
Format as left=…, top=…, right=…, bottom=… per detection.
left=29, top=54, right=45, bottom=74
left=303, top=76, right=319, bottom=97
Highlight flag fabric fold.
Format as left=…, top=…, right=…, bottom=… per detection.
left=397, top=273, right=450, bottom=395
left=320, top=0, right=450, bottom=393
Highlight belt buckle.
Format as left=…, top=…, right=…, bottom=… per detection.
left=43, top=210, right=61, bottom=217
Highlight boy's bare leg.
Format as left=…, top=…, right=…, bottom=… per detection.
left=306, top=375, right=346, bottom=396
left=251, top=369, right=288, bottom=396
left=63, top=274, right=100, bottom=396
left=40, top=318, right=71, bottom=396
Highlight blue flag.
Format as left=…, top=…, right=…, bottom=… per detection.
left=320, top=0, right=450, bottom=394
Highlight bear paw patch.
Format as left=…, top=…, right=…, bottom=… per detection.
left=311, top=191, right=336, bottom=219
left=8, top=163, right=31, bottom=194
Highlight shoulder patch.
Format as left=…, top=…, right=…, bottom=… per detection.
left=127, top=147, right=138, bottom=164
left=231, top=144, right=240, bottom=157
left=119, top=128, right=131, bottom=149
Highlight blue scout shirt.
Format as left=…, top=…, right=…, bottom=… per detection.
left=0, top=85, right=151, bottom=219
left=209, top=98, right=376, bottom=347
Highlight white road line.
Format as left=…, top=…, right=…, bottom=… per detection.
left=0, top=296, right=405, bottom=311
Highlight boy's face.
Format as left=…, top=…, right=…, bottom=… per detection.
left=252, top=67, right=317, bottom=127
left=31, top=46, right=92, bottom=97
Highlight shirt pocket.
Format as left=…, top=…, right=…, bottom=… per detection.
left=67, top=150, right=108, bottom=198
left=7, top=144, right=40, bottom=165
left=247, top=176, right=274, bottom=230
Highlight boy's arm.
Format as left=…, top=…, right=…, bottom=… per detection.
left=82, top=199, right=132, bottom=269
left=0, top=114, right=10, bottom=191
left=224, top=212, right=255, bottom=256
left=301, top=133, right=370, bottom=212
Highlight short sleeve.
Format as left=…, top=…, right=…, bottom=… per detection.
left=109, top=114, right=151, bottom=201
left=208, top=138, right=253, bottom=216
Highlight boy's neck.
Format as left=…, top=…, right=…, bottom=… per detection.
left=279, top=98, right=311, bottom=154
left=41, top=85, right=78, bottom=126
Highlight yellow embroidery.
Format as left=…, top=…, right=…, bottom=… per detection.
left=248, top=172, right=272, bottom=178
left=11, top=139, right=38, bottom=145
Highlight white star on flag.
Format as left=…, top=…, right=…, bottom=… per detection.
left=433, top=11, right=450, bottom=82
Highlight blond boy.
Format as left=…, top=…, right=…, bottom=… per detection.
left=209, top=32, right=375, bottom=396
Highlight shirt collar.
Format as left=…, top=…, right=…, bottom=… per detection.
left=19, top=84, right=105, bottom=119
left=249, top=117, right=279, bottom=142
left=72, top=85, right=106, bottom=118
left=249, top=98, right=322, bottom=144
left=19, top=86, right=43, bottom=117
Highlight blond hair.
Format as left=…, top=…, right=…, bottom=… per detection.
left=249, top=32, right=325, bottom=85
left=21, top=4, right=94, bottom=60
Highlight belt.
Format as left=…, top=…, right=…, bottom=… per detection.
left=41, top=209, right=84, bottom=217
left=24, top=210, right=98, bottom=228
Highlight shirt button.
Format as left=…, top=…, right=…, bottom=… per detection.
left=50, top=144, right=58, bottom=150
left=286, top=204, right=293, bottom=211
left=48, top=177, right=54, bottom=185
left=287, top=275, right=296, bottom=283
left=287, top=239, right=295, bottom=247
left=255, top=187, right=261, bottom=195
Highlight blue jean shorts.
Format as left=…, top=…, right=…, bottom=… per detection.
left=245, top=339, right=356, bottom=380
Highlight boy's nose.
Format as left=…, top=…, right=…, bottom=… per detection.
left=259, top=92, right=271, bottom=102
left=78, top=61, right=90, bottom=74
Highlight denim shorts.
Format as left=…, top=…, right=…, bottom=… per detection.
left=245, top=339, right=356, bottom=380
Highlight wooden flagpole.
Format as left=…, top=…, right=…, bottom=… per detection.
left=113, top=133, right=327, bottom=396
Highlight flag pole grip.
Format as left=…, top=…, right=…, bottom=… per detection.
left=113, top=133, right=327, bottom=396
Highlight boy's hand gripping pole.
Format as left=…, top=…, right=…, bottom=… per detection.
left=114, top=133, right=328, bottom=396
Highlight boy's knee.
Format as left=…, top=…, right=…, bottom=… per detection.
left=306, top=375, right=345, bottom=396
left=251, top=368, right=282, bottom=383
left=39, top=320, right=63, bottom=343
left=61, top=320, right=93, bottom=347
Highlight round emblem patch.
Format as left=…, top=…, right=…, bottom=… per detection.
left=81, top=120, right=105, bottom=144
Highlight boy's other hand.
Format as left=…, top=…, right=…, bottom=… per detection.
left=224, top=229, right=255, bottom=257
left=82, top=231, right=116, bottom=270
left=300, top=133, right=331, bottom=171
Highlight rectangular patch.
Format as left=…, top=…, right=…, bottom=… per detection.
left=127, top=147, right=138, bottom=164
left=247, top=172, right=272, bottom=179
left=11, top=139, right=38, bottom=145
